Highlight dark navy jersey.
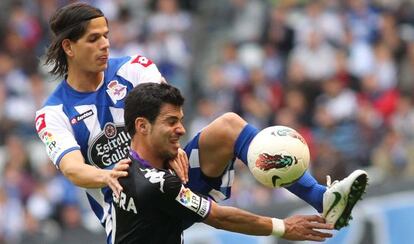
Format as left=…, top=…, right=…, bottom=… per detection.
left=112, top=153, right=211, bottom=244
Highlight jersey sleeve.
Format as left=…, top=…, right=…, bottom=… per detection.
left=117, top=54, right=163, bottom=87
left=147, top=170, right=211, bottom=223
left=35, top=105, right=80, bottom=168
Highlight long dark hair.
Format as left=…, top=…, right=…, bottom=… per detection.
left=44, top=2, right=104, bottom=77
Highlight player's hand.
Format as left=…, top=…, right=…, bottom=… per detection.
left=282, top=215, right=334, bottom=242
left=106, top=158, right=131, bottom=198
left=168, top=148, right=189, bottom=184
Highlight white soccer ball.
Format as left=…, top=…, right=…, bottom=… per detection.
left=247, top=126, right=310, bottom=188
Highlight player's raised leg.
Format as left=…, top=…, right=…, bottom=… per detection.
left=197, top=112, right=368, bottom=229
left=197, top=112, right=247, bottom=177
left=198, top=113, right=327, bottom=208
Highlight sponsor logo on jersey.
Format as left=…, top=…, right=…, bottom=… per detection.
left=113, top=191, right=137, bottom=214
left=176, top=186, right=210, bottom=218
left=35, top=113, right=46, bottom=133
left=70, top=109, right=94, bottom=125
left=131, top=55, right=153, bottom=67
left=87, top=123, right=131, bottom=168
left=106, top=80, right=127, bottom=104
left=140, top=168, right=166, bottom=192
left=41, top=131, right=60, bottom=159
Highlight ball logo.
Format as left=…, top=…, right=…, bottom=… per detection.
left=272, top=128, right=307, bottom=145
left=255, top=153, right=297, bottom=171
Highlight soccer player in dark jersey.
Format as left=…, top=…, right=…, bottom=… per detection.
left=35, top=3, right=367, bottom=243
left=114, top=82, right=334, bottom=243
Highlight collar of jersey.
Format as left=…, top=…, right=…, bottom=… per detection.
left=62, top=79, right=103, bottom=97
left=129, top=150, right=152, bottom=168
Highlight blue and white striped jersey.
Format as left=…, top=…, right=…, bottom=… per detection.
left=34, top=54, right=162, bottom=242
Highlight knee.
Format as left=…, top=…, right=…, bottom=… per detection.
left=217, top=112, right=245, bottom=126
left=215, top=112, right=247, bottom=138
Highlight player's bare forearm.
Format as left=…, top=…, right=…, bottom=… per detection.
left=60, top=151, right=107, bottom=187
left=59, top=150, right=129, bottom=194
left=204, top=201, right=272, bottom=236
left=204, top=202, right=333, bottom=241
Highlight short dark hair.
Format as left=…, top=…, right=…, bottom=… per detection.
left=44, top=2, right=105, bottom=77
left=124, top=83, right=185, bottom=136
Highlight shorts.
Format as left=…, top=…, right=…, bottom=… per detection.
left=184, top=132, right=235, bottom=202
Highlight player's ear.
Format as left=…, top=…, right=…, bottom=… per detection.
left=135, top=117, right=149, bottom=135
left=62, top=39, right=73, bottom=57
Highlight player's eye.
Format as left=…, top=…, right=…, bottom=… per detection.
left=88, top=36, right=98, bottom=42
left=166, top=118, right=178, bottom=126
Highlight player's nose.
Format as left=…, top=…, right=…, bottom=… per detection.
left=100, top=36, right=110, bottom=49
left=176, top=123, right=186, bottom=136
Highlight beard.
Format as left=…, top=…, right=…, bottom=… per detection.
left=160, top=147, right=178, bottom=161
left=161, top=150, right=178, bottom=168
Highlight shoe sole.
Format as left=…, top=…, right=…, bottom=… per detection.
left=334, top=173, right=368, bottom=230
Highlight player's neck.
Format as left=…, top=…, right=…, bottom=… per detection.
left=66, top=69, right=104, bottom=92
left=131, top=143, right=165, bottom=169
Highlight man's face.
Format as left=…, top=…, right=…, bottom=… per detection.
left=148, top=104, right=186, bottom=161
left=69, top=17, right=109, bottom=73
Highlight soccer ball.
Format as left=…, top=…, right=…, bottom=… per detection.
left=247, top=126, right=310, bottom=188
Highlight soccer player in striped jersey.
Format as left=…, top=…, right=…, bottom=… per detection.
left=35, top=2, right=367, bottom=244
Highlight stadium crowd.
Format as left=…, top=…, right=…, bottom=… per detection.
left=0, top=0, right=414, bottom=243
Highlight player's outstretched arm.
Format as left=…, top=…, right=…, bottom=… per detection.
left=59, top=150, right=130, bottom=197
left=204, top=201, right=333, bottom=242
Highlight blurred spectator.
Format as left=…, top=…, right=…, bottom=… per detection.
left=398, top=41, right=414, bottom=94
left=2, top=134, right=35, bottom=203
left=262, top=43, right=285, bottom=83
left=357, top=74, right=399, bottom=123
left=316, top=78, right=358, bottom=123
left=371, top=40, right=397, bottom=91
left=229, top=0, right=266, bottom=44
left=262, top=5, right=295, bottom=58
left=220, top=41, right=249, bottom=87
left=288, top=30, right=336, bottom=82
left=371, top=128, right=414, bottom=178
left=234, top=67, right=281, bottom=128
left=292, top=0, right=345, bottom=47
left=390, top=93, right=414, bottom=144
left=0, top=184, right=24, bottom=244
left=57, top=203, right=105, bottom=244
left=146, top=0, right=192, bottom=89
left=188, top=98, right=216, bottom=137
left=345, top=0, right=380, bottom=44
left=203, top=65, right=236, bottom=115
left=311, top=141, right=347, bottom=184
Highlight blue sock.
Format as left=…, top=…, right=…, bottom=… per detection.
left=234, top=124, right=327, bottom=212
left=234, top=124, right=259, bottom=165
left=286, top=171, right=327, bottom=212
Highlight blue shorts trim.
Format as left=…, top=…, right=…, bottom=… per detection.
left=184, top=133, right=235, bottom=202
